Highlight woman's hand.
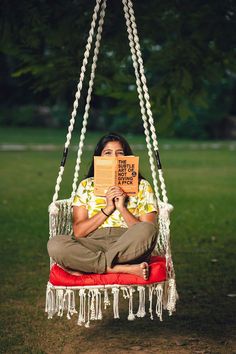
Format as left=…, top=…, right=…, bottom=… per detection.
left=105, top=186, right=126, bottom=213
left=113, top=187, right=127, bottom=212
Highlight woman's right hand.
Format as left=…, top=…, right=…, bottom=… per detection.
left=105, top=186, right=123, bottom=213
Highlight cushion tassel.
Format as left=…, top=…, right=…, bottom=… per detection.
left=45, top=285, right=55, bottom=319
left=149, top=285, right=154, bottom=320
left=94, top=289, right=100, bottom=320
left=65, top=289, right=77, bottom=319
left=85, top=290, right=91, bottom=328
left=77, top=289, right=86, bottom=326
left=56, top=289, right=64, bottom=317
left=121, top=286, right=129, bottom=299
left=64, top=289, right=71, bottom=319
left=90, top=290, right=96, bottom=320
left=70, top=289, right=78, bottom=316
left=97, top=289, right=103, bottom=320
left=155, top=284, right=163, bottom=321
left=95, top=289, right=99, bottom=320
left=104, top=288, right=110, bottom=309
left=166, top=278, right=178, bottom=315
left=128, top=287, right=135, bottom=321
left=112, top=287, right=120, bottom=319
left=136, top=286, right=146, bottom=318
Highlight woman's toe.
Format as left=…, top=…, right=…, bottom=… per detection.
left=141, top=262, right=149, bottom=280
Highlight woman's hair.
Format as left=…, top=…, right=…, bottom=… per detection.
left=86, top=132, right=144, bottom=179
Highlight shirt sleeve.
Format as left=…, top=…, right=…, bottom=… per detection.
left=137, top=180, right=158, bottom=216
left=72, top=179, right=89, bottom=209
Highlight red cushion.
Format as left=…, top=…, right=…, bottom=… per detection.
left=49, top=256, right=166, bottom=287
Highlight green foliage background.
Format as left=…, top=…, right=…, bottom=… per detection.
left=1, top=0, right=236, bottom=138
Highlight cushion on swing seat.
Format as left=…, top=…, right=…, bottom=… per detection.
left=49, top=256, right=166, bottom=287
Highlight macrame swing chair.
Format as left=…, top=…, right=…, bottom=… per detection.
left=45, top=0, right=178, bottom=327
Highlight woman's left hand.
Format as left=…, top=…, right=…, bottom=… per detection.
left=113, top=187, right=127, bottom=211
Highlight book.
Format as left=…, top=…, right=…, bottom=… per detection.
left=94, top=155, right=139, bottom=196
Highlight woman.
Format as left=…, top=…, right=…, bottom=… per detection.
left=48, top=133, right=158, bottom=280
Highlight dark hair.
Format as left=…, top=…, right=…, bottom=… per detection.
left=86, top=132, right=144, bottom=179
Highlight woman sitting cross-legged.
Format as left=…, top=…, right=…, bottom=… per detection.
left=47, top=132, right=159, bottom=280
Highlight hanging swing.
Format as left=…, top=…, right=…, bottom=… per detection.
left=45, top=0, right=178, bottom=327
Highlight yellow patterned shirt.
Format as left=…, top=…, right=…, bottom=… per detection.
left=72, top=177, right=158, bottom=228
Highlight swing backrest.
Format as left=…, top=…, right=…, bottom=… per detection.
left=49, top=199, right=73, bottom=238
left=49, top=199, right=170, bottom=259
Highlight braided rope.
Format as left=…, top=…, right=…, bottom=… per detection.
left=71, top=0, right=107, bottom=197
left=122, top=0, right=160, bottom=201
left=126, top=0, right=159, bottom=152
left=51, top=0, right=102, bottom=202
left=123, top=0, right=175, bottom=280
left=126, top=0, right=168, bottom=203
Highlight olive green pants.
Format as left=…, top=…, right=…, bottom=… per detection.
left=47, top=222, right=158, bottom=274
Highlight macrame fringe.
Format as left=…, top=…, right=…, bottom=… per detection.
left=136, top=286, right=146, bottom=318
left=163, top=278, right=178, bottom=315
left=45, top=281, right=175, bottom=327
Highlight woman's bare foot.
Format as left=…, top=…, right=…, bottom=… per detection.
left=107, top=262, right=149, bottom=280
left=140, top=262, right=149, bottom=280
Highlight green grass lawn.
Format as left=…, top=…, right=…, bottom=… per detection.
left=0, top=127, right=235, bottom=353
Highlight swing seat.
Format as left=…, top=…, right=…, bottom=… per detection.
left=46, top=256, right=171, bottom=326
left=46, top=200, right=177, bottom=326
left=49, top=256, right=166, bottom=287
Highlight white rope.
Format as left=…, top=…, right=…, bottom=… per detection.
left=155, top=284, right=163, bottom=321
left=51, top=0, right=169, bottom=206
left=51, top=0, right=103, bottom=203
left=71, top=0, right=107, bottom=197
left=77, top=289, right=86, bottom=326
left=166, top=278, right=178, bottom=315
left=56, top=289, right=64, bottom=317
left=123, top=0, right=177, bottom=286
left=85, top=290, right=92, bottom=327
left=126, top=0, right=159, bottom=151
left=97, top=289, right=103, bottom=320
left=122, top=0, right=160, bottom=202
left=148, top=285, right=154, bottom=320
left=125, top=0, right=169, bottom=203
left=128, top=287, right=135, bottom=321
left=112, top=287, right=120, bottom=319
left=45, top=284, right=55, bottom=319
left=90, top=290, right=96, bottom=320
left=46, top=284, right=175, bottom=323
left=104, top=288, right=110, bottom=309
left=64, top=289, right=77, bottom=319
left=136, top=286, right=146, bottom=318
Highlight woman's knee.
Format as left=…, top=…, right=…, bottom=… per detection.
left=47, top=236, right=66, bottom=258
left=134, top=221, right=158, bottom=241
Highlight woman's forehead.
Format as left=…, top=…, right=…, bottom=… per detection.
left=103, top=141, right=124, bottom=150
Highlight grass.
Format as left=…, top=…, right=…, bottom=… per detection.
left=1, top=126, right=235, bottom=147
left=0, top=127, right=235, bottom=353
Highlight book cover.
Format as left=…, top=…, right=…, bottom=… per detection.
left=94, top=156, right=139, bottom=196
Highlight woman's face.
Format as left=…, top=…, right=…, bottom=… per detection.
left=101, top=141, right=125, bottom=157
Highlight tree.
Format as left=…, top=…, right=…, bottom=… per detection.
left=1, top=0, right=236, bottom=136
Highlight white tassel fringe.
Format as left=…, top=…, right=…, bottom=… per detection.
left=45, top=281, right=176, bottom=327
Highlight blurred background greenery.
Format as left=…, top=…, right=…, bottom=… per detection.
left=1, top=0, right=236, bottom=139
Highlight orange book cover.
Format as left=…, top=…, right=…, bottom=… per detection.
left=94, top=156, right=139, bottom=196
